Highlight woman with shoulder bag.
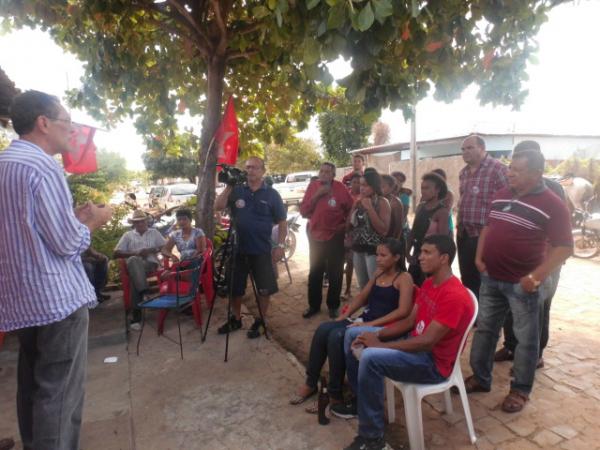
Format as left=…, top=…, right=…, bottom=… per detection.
left=348, top=169, right=391, bottom=290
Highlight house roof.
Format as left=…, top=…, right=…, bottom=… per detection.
left=349, top=132, right=600, bottom=155
left=0, top=66, right=19, bottom=127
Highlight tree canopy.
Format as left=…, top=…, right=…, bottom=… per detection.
left=318, top=107, right=372, bottom=166
left=371, top=121, right=391, bottom=146
left=264, top=138, right=322, bottom=174
left=68, top=148, right=130, bottom=204
left=0, top=0, right=564, bottom=235
left=143, top=131, right=198, bottom=182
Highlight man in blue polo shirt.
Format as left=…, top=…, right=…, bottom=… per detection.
left=215, top=157, right=287, bottom=338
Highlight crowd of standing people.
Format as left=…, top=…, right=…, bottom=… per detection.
left=0, top=89, right=574, bottom=450
left=290, top=136, right=572, bottom=450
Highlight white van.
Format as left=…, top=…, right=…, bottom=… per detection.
left=150, top=183, right=197, bottom=209
left=272, top=171, right=318, bottom=205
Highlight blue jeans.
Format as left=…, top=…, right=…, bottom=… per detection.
left=502, top=266, right=561, bottom=358
left=353, top=252, right=377, bottom=290
left=344, top=328, right=445, bottom=439
left=469, top=274, right=543, bottom=394
left=344, top=325, right=383, bottom=392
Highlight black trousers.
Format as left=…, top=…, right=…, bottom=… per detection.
left=457, top=233, right=481, bottom=300
left=83, top=259, right=108, bottom=295
left=308, top=232, right=345, bottom=310
left=305, top=320, right=349, bottom=401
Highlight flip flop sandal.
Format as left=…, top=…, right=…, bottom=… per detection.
left=305, top=402, right=319, bottom=414
left=289, top=388, right=318, bottom=405
left=501, top=390, right=529, bottom=413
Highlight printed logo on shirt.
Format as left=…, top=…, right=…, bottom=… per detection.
left=415, top=320, right=425, bottom=335
left=328, top=197, right=337, bottom=207
left=235, top=199, right=246, bottom=209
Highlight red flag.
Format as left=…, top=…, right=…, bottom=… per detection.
left=61, top=123, right=98, bottom=174
left=214, top=96, right=239, bottom=166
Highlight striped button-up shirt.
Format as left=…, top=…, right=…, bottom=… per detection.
left=0, top=140, right=95, bottom=331
left=457, top=155, right=509, bottom=237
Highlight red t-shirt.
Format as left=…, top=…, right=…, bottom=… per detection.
left=411, top=276, right=475, bottom=378
left=342, top=170, right=363, bottom=187
left=300, top=179, right=353, bottom=241
left=482, top=185, right=573, bottom=283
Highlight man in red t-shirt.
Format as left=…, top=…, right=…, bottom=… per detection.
left=465, top=147, right=572, bottom=414
left=337, top=235, right=475, bottom=450
left=341, top=154, right=365, bottom=187
left=300, top=162, right=353, bottom=318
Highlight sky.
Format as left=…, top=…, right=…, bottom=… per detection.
left=1, top=1, right=599, bottom=170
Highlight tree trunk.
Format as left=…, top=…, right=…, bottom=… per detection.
left=196, top=56, right=226, bottom=238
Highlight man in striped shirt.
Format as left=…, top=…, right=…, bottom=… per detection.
left=456, top=135, right=509, bottom=300
left=0, top=91, right=112, bottom=449
left=464, top=147, right=572, bottom=413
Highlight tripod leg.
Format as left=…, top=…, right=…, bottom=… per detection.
left=201, top=289, right=218, bottom=342
left=283, top=254, right=292, bottom=284
left=249, top=272, right=270, bottom=341
left=201, top=227, right=232, bottom=343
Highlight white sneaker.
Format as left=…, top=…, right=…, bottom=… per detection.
left=130, top=322, right=142, bottom=331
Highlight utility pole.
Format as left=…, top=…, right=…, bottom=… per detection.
left=410, top=105, right=417, bottom=212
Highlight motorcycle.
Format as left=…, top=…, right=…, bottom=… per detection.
left=284, top=212, right=300, bottom=260
left=572, top=198, right=600, bottom=259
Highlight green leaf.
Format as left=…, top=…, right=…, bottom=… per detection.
left=372, top=0, right=392, bottom=24
left=357, top=2, right=375, bottom=31
left=306, top=0, right=320, bottom=10
left=327, top=2, right=346, bottom=29
left=252, top=6, right=270, bottom=18
left=268, top=0, right=278, bottom=10
left=303, top=37, right=321, bottom=65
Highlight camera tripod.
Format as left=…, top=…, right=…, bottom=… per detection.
left=202, top=215, right=270, bottom=362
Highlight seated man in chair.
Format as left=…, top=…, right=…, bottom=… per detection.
left=338, top=235, right=474, bottom=450
left=114, top=209, right=166, bottom=329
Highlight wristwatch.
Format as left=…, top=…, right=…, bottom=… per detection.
left=276, top=243, right=286, bottom=249
left=527, top=274, right=541, bottom=288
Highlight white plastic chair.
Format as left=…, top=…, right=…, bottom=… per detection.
left=385, top=289, right=478, bottom=450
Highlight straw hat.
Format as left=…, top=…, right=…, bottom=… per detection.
left=128, top=209, right=149, bottom=224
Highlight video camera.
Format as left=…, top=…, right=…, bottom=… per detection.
left=218, top=164, right=247, bottom=186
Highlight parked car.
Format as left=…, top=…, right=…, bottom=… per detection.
left=150, top=183, right=197, bottom=209
left=272, top=171, right=317, bottom=205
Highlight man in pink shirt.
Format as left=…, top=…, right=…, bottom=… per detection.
left=300, top=162, right=354, bottom=318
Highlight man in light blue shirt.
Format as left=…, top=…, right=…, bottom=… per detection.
left=0, top=91, right=112, bottom=450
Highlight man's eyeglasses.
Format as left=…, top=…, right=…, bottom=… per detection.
left=47, top=116, right=73, bottom=126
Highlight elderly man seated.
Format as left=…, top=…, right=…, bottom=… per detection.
left=114, top=209, right=166, bottom=330
left=336, top=235, right=475, bottom=450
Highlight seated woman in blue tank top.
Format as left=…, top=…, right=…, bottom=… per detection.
left=290, top=238, right=414, bottom=407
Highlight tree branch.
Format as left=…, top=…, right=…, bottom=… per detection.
left=153, top=19, right=209, bottom=59
left=209, top=0, right=228, bottom=55
left=226, top=49, right=260, bottom=61
left=235, top=22, right=263, bottom=36
left=166, top=0, right=213, bottom=52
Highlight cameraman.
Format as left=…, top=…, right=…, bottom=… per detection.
left=215, top=157, right=287, bottom=338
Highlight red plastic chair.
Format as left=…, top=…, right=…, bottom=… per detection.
left=156, top=239, right=214, bottom=334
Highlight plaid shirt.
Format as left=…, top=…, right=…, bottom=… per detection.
left=457, top=155, right=508, bottom=237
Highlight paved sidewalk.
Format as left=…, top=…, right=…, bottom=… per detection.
left=0, top=298, right=354, bottom=450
